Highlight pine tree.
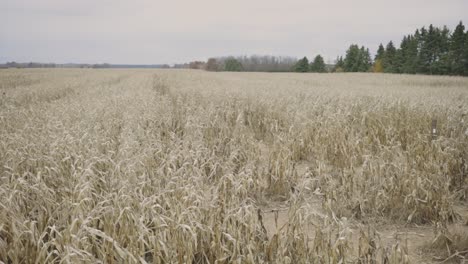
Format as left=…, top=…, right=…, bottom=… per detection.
left=293, top=57, right=309, bottom=72
left=373, top=43, right=386, bottom=72
left=417, top=27, right=431, bottom=73
left=310, top=55, right=326, bottom=73
left=407, top=29, right=423, bottom=74
left=394, top=36, right=408, bottom=73
left=433, top=26, right=451, bottom=75
left=343, top=45, right=371, bottom=72
left=375, top=44, right=385, bottom=61
left=418, top=24, right=445, bottom=74
left=400, top=34, right=419, bottom=74
left=464, top=29, right=468, bottom=76
left=449, top=21, right=466, bottom=75
left=337, top=22, right=467, bottom=76
left=359, top=47, right=372, bottom=72
left=344, top=44, right=360, bottom=72
left=334, top=56, right=345, bottom=72
left=383, top=41, right=397, bottom=73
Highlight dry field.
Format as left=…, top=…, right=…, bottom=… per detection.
left=0, top=69, right=468, bottom=263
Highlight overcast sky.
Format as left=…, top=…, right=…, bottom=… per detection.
left=1, top=0, right=467, bottom=64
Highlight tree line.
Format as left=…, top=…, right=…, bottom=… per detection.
left=335, top=21, right=468, bottom=75
left=198, top=54, right=330, bottom=73
left=198, top=21, right=467, bottom=76
left=198, top=55, right=298, bottom=72
left=1, top=62, right=57, bottom=68
left=0, top=62, right=174, bottom=69
left=291, top=55, right=328, bottom=73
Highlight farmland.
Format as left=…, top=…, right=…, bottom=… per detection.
left=1, top=69, right=468, bottom=263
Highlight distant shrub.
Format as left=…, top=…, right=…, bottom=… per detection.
left=205, top=58, right=220, bottom=71
left=224, top=58, right=243, bottom=72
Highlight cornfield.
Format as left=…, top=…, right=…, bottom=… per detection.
left=0, top=69, right=467, bottom=263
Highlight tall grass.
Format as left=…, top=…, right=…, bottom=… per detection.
left=0, top=69, right=467, bottom=263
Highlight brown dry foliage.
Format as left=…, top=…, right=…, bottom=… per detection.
left=0, top=69, right=467, bottom=263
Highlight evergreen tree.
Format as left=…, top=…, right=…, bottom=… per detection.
left=343, top=45, right=371, bottom=72
left=344, top=44, right=361, bottom=72
left=359, top=47, right=372, bottom=72
left=373, top=43, right=386, bottom=72
left=375, top=44, right=385, bottom=61
left=433, top=26, right=451, bottom=75
left=417, top=25, right=451, bottom=75
left=394, top=36, right=408, bottom=73
left=310, top=55, right=326, bottom=72
left=417, top=26, right=431, bottom=73
left=383, top=41, right=397, bottom=73
left=418, top=25, right=446, bottom=74
left=464, top=29, right=468, bottom=76
left=405, top=30, right=422, bottom=74
left=334, top=56, right=345, bottom=72
left=293, top=57, right=309, bottom=72
left=398, top=35, right=418, bottom=74
left=363, top=22, right=467, bottom=76
left=449, top=21, right=466, bottom=75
